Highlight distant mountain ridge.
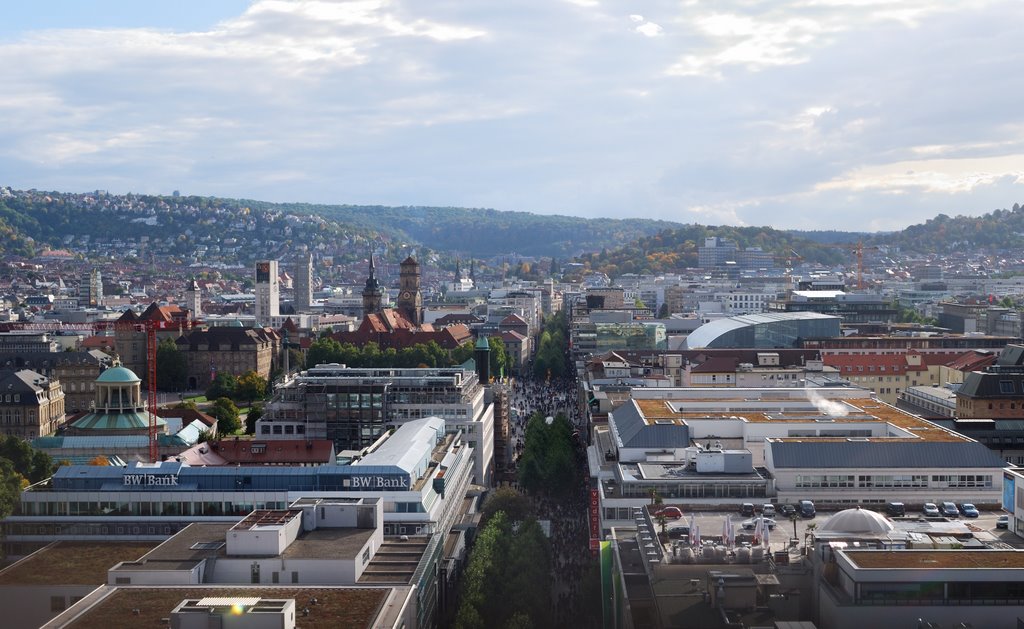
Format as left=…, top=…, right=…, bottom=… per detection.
left=0, top=187, right=1020, bottom=265
left=0, top=188, right=679, bottom=261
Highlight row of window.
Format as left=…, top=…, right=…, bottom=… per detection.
left=260, top=424, right=306, bottom=435
left=795, top=475, right=992, bottom=489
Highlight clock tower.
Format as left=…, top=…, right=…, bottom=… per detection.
left=398, top=256, right=423, bottom=325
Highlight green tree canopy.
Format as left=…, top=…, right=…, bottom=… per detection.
left=0, top=458, right=25, bottom=520
left=205, top=372, right=238, bottom=401
left=210, top=397, right=241, bottom=435
left=235, top=370, right=268, bottom=403
left=245, top=403, right=264, bottom=435
left=480, top=486, right=534, bottom=523
left=0, top=434, right=54, bottom=483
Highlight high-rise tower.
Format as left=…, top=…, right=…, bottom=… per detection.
left=254, top=260, right=279, bottom=326
left=79, top=268, right=103, bottom=308
left=294, top=252, right=313, bottom=312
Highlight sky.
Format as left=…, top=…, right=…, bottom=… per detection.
left=2, top=0, right=1024, bottom=232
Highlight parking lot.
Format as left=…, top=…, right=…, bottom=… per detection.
left=661, top=508, right=1020, bottom=548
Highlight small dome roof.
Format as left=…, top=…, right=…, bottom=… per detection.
left=819, top=507, right=894, bottom=535
left=475, top=336, right=490, bottom=350
left=96, top=366, right=141, bottom=383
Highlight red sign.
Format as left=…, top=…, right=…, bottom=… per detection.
left=589, top=488, right=600, bottom=547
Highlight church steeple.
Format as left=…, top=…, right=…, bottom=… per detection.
left=455, top=258, right=461, bottom=282
left=361, top=252, right=383, bottom=316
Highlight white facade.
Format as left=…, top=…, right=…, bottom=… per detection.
left=255, top=260, right=280, bottom=326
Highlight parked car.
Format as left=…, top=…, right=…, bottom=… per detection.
left=654, top=506, right=683, bottom=520
left=940, top=502, right=959, bottom=518
left=740, top=503, right=755, bottom=517
left=798, top=500, right=816, bottom=518
left=886, top=502, right=906, bottom=517
left=761, top=504, right=776, bottom=518
left=741, top=517, right=776, bottom=530
left=997, top=515, right=1009, bottom=529
left=780, top=504, right=797, bottom=517
left=922, top=503, right=940, bottom=517
left=959, top=503, right=979, bottom=518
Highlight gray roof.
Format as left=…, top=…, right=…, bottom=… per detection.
left=684, top=311, right=839, bottom=349
left=769, top=440, right=1007, bottom=469
left=355, top=416, right=444, bottom=477
left=608, top=399, right=690, bottom=449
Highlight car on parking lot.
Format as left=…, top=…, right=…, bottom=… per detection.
left=940, top=502, right=959, bottom=518
left=740, top=503, right=755, bottom=517
left=761, top=504, right=776, bottom=518
left=886, top=502, right=906, bottom=517
left=654, top=506, right=683, bottom=520
left=959, top=503, right=979, bottom=518
left=997, top=514, right=1009, bottom=529
left=922, top=503, right=940, bottom=517
left=780, top=504, right=797, bottom=517
left=741, top=517, right=776, bottom=530
left=798, top=500, right=816, bottom=518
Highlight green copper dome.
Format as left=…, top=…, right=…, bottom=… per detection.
left=475, top=336, right=490, bottom=350
left=96, top=366, right=141, bottom=383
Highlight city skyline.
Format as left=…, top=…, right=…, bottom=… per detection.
left=2, top=0, right=1024, bottom=232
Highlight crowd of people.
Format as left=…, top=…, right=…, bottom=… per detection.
left=506, top=363, right=595, bottom=625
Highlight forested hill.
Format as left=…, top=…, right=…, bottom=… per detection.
left=0, top=188, right=678, bottom=260
left=867, top=202, right=1024, bottom=252
left=242, top=200, right=680, bottom=258
left=575, top=224, right=849, bottom=276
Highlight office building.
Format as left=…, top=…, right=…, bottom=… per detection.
left=259, top=365, right=494, bottom=485
left=294, top=252, right=313, bottom=312
left=255, top=260, right=280, bottom=326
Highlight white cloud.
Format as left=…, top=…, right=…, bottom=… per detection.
left=0, top=0, right=1021, bottom=233
left=636, top=22, right=663, bottom=37
left=817, top=155, right=1024, bottom=195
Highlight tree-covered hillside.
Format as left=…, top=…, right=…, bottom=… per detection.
left=0, top=188, right=678, bottom=260
left=869, top=203, right=1024, bottom=252
left=574, top=224, right=849, bottom=277
left=238, top=200, right=679, bottom=258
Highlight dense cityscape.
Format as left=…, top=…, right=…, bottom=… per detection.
left=1, top=185, right=1024, bottom=628
left=4, top=1, right=1024, bottom=628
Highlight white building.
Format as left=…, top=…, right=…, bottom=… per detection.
left=255, top=260, right=280, bottom=326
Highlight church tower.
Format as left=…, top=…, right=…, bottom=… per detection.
left=398, top=256, right=423, bottom=325
left=185, top=278, right=201, bottom=319
left=361, top=255, right=384, bottom=317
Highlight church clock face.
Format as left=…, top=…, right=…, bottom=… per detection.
left=401, top=291, right=412, bottom=300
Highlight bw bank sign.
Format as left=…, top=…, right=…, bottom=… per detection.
left=123, top=473, right=180, bottom=486
left=348, top=475, right=410, bottom=489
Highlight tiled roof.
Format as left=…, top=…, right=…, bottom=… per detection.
left=824, top=354, right=927, bottom=374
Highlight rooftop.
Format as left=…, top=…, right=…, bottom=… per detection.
left=64, top=587, right=388, bottom=629
left=0, top=541, right=156, bottom=586
left=843, top=549, right=1024, bottom=570
left=137, top=520, right=376, bottom=563
left=630, top=390, right=972, bottom=443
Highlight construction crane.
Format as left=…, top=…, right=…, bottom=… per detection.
left=851, top=241, right=881, bottom=291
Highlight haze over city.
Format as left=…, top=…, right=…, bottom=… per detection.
left=2, top=0, right=1024, bottom=231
